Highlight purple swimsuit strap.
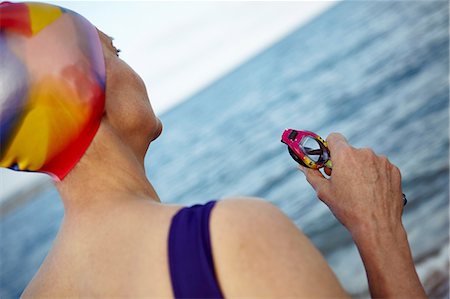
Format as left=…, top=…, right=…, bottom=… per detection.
left=168, top=200, right=223, bottom=299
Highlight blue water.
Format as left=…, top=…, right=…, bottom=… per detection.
left=1, top=1, right=449, bottom=298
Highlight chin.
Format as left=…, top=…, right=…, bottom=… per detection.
left=151, top=118, right=163, bottom=141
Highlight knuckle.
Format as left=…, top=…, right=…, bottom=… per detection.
left=304, top=172, right=315, bottom=185
left=340, top=145, right=354, bottom=156
left=392, top=165, right=402, bottom=178
left=316, top=188, right=326, bottom=200
left=316, top=187, right=332, bottom=202
left=305, top=174, right=313, bottom=184
left=367, top=148, right=376, bottom=156
left=359, top=148, right=376, bottom=158
left=379, top=155, right=389, bottom=164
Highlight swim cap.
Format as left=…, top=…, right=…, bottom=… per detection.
left=0, top=2, right=105, bottom=180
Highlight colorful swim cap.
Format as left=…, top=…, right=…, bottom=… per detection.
left=0, top=2, right=105, bottom=180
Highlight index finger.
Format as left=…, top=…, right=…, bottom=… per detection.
left=325, top=133, right=353, bottom=168
left=326, top=132, right=350, bottom=154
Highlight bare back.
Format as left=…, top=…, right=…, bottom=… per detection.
left=22, top=198, right=348, bottom=298
left=22, top=200, right=181, bottom=298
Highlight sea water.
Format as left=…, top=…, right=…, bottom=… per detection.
left=1, top=1, right=448, bottom=298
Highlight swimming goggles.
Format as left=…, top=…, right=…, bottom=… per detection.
left=281, top=129, right=332, bottom=169
left=281, top=129, right=407, bottom=206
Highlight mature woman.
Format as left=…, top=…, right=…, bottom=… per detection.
left=1, top=2, right=426, bottom=298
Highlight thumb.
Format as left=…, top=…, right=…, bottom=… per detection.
left=298, top=166, right=332, bottom=202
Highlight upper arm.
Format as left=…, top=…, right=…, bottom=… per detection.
left=210, top=197, right=349, bottom=298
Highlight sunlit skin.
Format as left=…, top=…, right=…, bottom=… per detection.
left=21, top=30, right=426, bottom=299
left=299, top=135, right=427, bottom=298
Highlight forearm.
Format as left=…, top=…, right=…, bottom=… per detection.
left=299, top=134, right=428, bottom=298
left=352, top=223, right=427, bottom=299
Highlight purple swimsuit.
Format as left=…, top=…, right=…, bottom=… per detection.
left=168, top=201, right=224, bottom=298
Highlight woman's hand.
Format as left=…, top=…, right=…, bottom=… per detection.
left=298, top=133, right=405, bottom=238
left=299, top=132, right=427, bottom=299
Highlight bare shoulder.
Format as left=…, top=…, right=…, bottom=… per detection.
left=210, top=196, right=309, bottom=249
left=212, top=196, right=285, bottom=226
left=210, top=197, right=349, bottom=298
left=20, top=202, right=183, bottom=299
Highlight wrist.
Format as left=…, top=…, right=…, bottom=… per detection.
left=349, top=219, right=427, bottom=298
left=350, top=219, right=407, bottom=247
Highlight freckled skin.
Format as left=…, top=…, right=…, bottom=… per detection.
left=299, top=133, right=427, bottom=299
